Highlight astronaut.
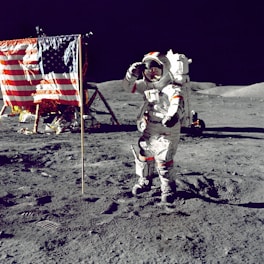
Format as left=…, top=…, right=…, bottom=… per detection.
left=123, top=50, right=190, bottom=203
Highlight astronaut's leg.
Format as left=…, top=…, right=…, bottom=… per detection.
left=131, top=136, right=155, bottom=196
left=132, top=154, right=155, bottom=196
left=156, top=160, right=177, bottom=203
left=153, top=134, right=180, bottom=203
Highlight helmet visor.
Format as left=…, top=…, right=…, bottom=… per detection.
left=143, top=60, right=163, bottom=82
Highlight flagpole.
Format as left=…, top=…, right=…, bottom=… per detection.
left=78, top=35, right=85, bottom=195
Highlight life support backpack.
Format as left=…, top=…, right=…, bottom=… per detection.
left=166, top=49, right=192, bottom=84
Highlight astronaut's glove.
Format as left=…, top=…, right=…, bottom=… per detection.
left=127, top=62, right=145, bottom=79
left=162, top=114, right=179, bottom=128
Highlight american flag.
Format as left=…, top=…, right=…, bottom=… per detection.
left=0, top=34, right=81, bottom=107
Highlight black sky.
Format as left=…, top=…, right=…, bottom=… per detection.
left=1, top=0, right=264, bottom=85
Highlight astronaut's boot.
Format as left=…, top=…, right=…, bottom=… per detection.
left=157, top=160, right=176, bottom=203
left=160, top=178, right=176, bottom=203
left=132, top=157, right=155, bottom=196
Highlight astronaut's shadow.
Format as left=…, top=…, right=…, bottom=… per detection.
left=198, top=126, right=264, bottom=139
left=176, top=190, right=264, bottom=208
left=176, top=190, right=229, bottom=205
left=206, top=126, right=264, bottom=133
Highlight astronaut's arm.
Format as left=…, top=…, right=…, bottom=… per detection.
left=122, top=75, right=137, bottom=93
left=162, top=89, right=184, bottom=127
left=122, top=62, right=145, bottom=93
left=167, top=94, right=184, bottom=118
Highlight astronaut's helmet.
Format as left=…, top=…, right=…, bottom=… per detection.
left=142, top=51, right=172, bottom=89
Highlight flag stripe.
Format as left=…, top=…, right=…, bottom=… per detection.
left=2, top=90, right=36, bottom=96
left=2, top=89, right=79, bottom=96
left=3, top=99, right=36, bottom=106
left=0, top=60, right=38, bottom=66
left=0, top=78, right=78, bottom=86
left=1, top=79, right=42, bottom=86
left=0, top=49, right=35, bottom=56
left=1, top=69, right=40, bottom=75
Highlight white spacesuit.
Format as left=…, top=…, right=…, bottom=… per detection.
left=123, top=50, right=192, bottom=203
